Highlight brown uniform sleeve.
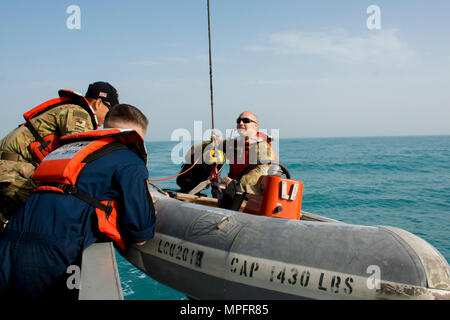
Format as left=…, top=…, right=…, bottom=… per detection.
left=240, top=141, right=277, bottom=186
left=58, top=106, right=95, bottom=136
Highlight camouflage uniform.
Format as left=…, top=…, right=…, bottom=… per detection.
left=0, top=104, right=94, bottom=227
left=197, top=137, right=277, bottom=186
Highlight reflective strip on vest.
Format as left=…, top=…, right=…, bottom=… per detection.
left=32, top=129, right=145, bottom=250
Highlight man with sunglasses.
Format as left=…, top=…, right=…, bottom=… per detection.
left=179, top=111, right=276, bottom=195
left=223, top=111, right=276, bottom=187
left=0, top=81, right=119, bottom=229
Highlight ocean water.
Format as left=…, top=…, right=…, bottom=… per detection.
left=116, top=135, right=450, bottom=300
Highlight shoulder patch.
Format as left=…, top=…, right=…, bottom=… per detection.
left=74, top=118, right=87, bottom=128
left=73, top=109, right=90, bottom=119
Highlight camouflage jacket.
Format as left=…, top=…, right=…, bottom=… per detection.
left=192, top=137, right=277, bottom=186
left=0, top=104, right=95, bottom=165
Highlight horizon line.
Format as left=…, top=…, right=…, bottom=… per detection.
left=146, top=133, right=450, bottom=143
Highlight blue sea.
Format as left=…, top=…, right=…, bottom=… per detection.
left=116, top=135, right=450, bottom=300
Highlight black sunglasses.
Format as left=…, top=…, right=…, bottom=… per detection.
left=236, top=117, right=257, bottom=124
left=101, top=99, right=112, bottom=110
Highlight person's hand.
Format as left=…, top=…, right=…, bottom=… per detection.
left=221, top=176, right=233, bottom=188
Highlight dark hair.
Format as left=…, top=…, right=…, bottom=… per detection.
left=104, top=104, right=148, bottom=130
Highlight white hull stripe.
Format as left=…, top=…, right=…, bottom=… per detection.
left=138, top=233, right=448, bottom=300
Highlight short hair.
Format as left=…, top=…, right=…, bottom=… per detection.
left=104, top=104, right=148, bottom=130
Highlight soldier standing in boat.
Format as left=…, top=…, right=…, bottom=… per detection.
left=0, top=82, right=119, bottom=230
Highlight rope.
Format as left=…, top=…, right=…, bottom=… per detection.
left=206, top=0, right=222, bottom=183
left=147, top=158, right=199, bottom=182
left=207, top=0, right=215, bottom=132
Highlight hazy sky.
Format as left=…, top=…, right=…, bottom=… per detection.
left=1, top=0, right=449, bottom=141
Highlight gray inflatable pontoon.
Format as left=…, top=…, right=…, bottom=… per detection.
left=123, top=187, right=450, bottom=300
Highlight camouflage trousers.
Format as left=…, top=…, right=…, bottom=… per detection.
left=0, top=160, right=36, bottom=230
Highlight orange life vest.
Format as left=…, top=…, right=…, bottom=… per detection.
left=228, top=132, right=277, bottom=179
left=23, top=90, right=98, bottom=163
left=31, top=128, right=147, bottom=250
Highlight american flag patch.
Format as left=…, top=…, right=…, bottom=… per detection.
left=75, top=118, right=86, bottom=127
left=99, top=92, right=107, bottom=97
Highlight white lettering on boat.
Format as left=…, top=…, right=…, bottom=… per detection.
left=280, top=181, right=299, bottom=200
left=145, top=233, right=388, bottom=299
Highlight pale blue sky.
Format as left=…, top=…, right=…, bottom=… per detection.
left=1, top=0, right=449, bottom=141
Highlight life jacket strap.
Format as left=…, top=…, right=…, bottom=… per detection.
left=0, top=151, right=22, bottom=162
left=37, top=183, right=113, bottom=216
left=24, top=121, right=50, bottom=151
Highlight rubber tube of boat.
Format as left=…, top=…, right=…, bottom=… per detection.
left=123, top=190, right=450, bottom=300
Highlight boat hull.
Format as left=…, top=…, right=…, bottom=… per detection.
left=123, top=191, right=450, bottom=300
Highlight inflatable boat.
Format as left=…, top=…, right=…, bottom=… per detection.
left=122, top=171, right=450, bottom=300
